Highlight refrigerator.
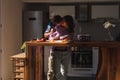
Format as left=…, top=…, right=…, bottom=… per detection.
left=23, top=11, right=44, bottom=42
left=23, top=10, right=49, bottom=76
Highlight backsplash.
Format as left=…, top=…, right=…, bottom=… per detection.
left=74, top=21, right=120, bottom=41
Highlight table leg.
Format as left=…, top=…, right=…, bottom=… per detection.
left=97, top=47, right=109, bottom=80
left=97, top=48, right=118, bottom=80
left=107, top=48, right=117, bottom=80
left=26, top=46, right=43, bottom=80
left=116, top=48, right=120, bottom=80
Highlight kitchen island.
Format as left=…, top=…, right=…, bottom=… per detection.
left=26, top=40, right=120, bottom=80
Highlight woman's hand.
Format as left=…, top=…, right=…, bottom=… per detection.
left=61, top=37, right=71, bottom=42
left=50, top=28, right=56, bottom=33
left=37, top=38, right=46, bottom=42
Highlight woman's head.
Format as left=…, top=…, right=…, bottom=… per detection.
left=62, top=15, right=75, bottom=33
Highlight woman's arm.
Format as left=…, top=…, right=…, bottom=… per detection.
left=61, top=33, right=73, bottom=42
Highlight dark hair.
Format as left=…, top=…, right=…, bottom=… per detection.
left=63, top=15, right=75, bottom=33
left=53, top=15, right=62, bottom=24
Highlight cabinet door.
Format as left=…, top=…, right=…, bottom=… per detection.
left=49, top=5, right=75, bottom=19
left=91, top=5, right=119, bottom=19
left=78, top=4, right=89, bottom=21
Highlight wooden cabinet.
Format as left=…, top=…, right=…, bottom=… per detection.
left=11, top=53, right=26, bottom=80
left=26, top=41, right=120, bottom=80
left=26, top=46, right=43, bottom=80
left=26, top=41, right=69, bottom=80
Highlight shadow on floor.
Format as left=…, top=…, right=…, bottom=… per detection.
left=44, top=75, right=96, bottom=80
left=68, top=76, right=96, bottom=80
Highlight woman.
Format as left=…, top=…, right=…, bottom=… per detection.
left=48, top=15, right=75, bottom=80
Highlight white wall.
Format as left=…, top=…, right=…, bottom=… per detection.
left=1, top=0, right=23, bottom=80
left=22, top=0, right=118, bottom=2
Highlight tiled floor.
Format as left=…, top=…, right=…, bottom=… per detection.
left=68, top=77, right=96, bottom=80
left=44, top=76, right=96, bottom=80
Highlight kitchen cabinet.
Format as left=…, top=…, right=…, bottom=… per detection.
left=91, top=5, right=119, bottom=19
left=76, top=4, right=90, bottom=22
left=49, top=5, right=75, bottom=18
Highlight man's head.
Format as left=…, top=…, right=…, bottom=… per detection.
left=52, top=15, right=62, bottom=25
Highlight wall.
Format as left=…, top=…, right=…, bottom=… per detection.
left=0, top=0, right=1, bottom=79
left=22, top=0, right=119, bottom=3
left=74, top=22, right=120, bottom=41
left=1, top=0, right=23, bottom=80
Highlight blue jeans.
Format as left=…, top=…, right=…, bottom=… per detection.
left=47, top=51, right=70, bottom=80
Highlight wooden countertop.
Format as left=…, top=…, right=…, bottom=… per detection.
left=26, top=40, right=120, bottom=48
left=11, top=53, right=26, bottom=59
left=26, top=40, right=70, bottom=46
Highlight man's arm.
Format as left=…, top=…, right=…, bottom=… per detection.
left=44, top=28, right=56, bottom=38
left=44, top=22, right=55, bottom=38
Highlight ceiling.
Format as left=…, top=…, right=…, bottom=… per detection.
left=22, top=0, right=120, bottom=3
